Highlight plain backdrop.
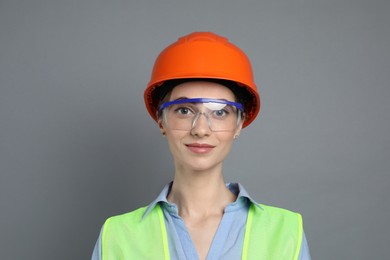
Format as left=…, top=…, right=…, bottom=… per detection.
left=1, top=0, right=389, bottom=259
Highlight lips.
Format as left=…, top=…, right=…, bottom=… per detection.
left=186, top=143, right=215, bottom=154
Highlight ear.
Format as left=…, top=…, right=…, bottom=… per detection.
left=234, top=126, right=242, bottom=139
left=157, top=115, right=166, bottom=136
left=234, top=113, right=246, bottom=138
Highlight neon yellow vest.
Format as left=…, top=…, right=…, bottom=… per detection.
left=101, top=204, right=303, bottom=260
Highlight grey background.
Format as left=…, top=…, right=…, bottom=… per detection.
left=1, top=0, right=389, bottom=259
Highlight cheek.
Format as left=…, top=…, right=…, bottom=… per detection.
left=217, top=134, right=236, bottom=150
left=219, top=131, right=236, bottom=141
left=165, top=132, right=184, bottom=151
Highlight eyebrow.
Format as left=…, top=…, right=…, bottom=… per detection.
left=172, top=97, right=189, bottom=101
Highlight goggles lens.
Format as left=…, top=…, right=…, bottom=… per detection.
left=159, top=98, right=244, bottom=132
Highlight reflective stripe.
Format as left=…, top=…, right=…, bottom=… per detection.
left=294, top=213, right=303, bottom=260
left=156, top=205, right=170, bottom=260
left=241, top=203, right=254, bottom=260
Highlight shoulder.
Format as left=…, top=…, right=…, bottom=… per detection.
left=103, top=206, right=148, bottom=228
left=251, top=203, right=303, bottom=227
left=259, top=203, right=301, bottom=216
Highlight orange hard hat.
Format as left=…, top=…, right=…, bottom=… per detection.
left=144, top=32, right=260, bottom=128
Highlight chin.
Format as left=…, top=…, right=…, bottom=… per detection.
left=178, top=158, right=224, bottom=172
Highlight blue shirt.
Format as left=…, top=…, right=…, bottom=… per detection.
left=92, top=183, right=311, bottom=259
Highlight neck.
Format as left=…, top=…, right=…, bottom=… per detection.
left=167, top=167, right=236, bottom=218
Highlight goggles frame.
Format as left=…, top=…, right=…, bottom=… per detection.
left=158, top=98, right=244, bottom=132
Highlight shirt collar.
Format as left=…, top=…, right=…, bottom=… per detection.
left=142, top=182, right=172, bottom=219
left=226, top=182, right=263, bottom=210
left=142, top=182, right=263, bottom=220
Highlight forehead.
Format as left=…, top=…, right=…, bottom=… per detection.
left=169, top=81, right=236, bottom=101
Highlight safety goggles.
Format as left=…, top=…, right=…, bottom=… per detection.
left=158, top=98, right=244, bottom=132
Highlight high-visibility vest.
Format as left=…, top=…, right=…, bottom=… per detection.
left=101, top=203, right=303, bottom=260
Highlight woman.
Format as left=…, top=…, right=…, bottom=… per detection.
left=92, top=32, right=311, bottom=260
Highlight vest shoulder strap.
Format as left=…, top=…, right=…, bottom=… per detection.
left=243, top=203, right=303, bottom=260
left=101, top=205, right=169, bottom=260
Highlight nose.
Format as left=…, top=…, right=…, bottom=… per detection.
left=190, top=112, right=211, bottom=137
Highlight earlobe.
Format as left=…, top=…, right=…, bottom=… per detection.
left=160, top=128, right=166, bottom=137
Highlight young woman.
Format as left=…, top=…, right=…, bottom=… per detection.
left=92, top=32, right=311, bottom=260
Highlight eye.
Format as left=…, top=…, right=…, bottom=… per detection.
left=174, top=106, right=194, bottom=116
left=177, top=107, right=189, bottom=114
left=212, top=109, right=229, bottom=118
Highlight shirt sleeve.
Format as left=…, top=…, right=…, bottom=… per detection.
left=298, top=231, right=311, bottom=260
left=91, top=227, right=103, bottom=260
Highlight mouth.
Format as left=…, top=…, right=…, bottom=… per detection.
left=185, top=143, right=215, bottom=154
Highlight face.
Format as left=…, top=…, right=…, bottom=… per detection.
left=159, top=81, right=243, bottom=172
